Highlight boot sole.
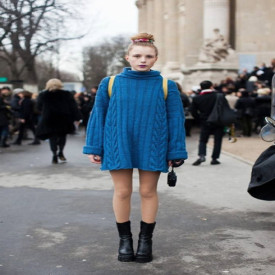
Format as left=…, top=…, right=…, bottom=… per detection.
left=118, top=255, right=135, bottom=262
left=135, top=255, right=153, bottom=263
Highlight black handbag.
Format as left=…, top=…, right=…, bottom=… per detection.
left=167, top=160, right=184, bottom=187
left=248, top=145, right=275, bottom=201
left=167, top=167, right=177, bottom=187
left=207, top=93, right=237, bottom=126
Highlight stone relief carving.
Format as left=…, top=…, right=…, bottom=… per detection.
left=198, top=28, right=236, bottom=63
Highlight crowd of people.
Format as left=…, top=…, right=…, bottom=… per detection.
left=0, top=86, right=40, bottom=148
left=181, top=58, right=274, bottom=138
left=0, top=83, right=98, bottom=157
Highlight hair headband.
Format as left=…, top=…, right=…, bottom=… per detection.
left=132, top=38, right=154, bottom=44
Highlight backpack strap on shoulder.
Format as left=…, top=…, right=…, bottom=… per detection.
left=162, top=77, right=168, bottom=100
left=108, top=76, right=116, bottom=97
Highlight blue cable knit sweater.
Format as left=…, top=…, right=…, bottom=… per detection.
left=83, top=67, right=188, bottom=172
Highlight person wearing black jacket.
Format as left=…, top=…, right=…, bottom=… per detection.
left=13, top=91, right=40, bottom=145
left=253, top=88, right=272, bottom=133
left=0, top=87, right=12, bottom=147
left=191, top=80, right=225, bottom=165
left=36, top=79, right=82, bottom=164
left=79, top=93, right=94, bottom=132
left=176, top=82, right=192, bottom=136
left=234, top=89, right=255, bottom=137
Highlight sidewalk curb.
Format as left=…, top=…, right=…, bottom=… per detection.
left=221, top=149, right=254, bottom=166
left=207, top=144, right=254, bottom=166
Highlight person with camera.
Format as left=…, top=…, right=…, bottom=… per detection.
left=83, top=33, right=187, bottom=263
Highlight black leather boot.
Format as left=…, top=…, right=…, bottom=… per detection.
left=135, top=221, right=156, bottom=263
left=58, top=151, right=67, bottom=161
left=116, top=221, right=135, bottom=262
left=52, top=155, right=58, bottom=164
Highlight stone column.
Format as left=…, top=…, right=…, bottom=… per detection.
left=163, top=0, right=179, bottom=63
left=162, top=0, right=181, bottom=79
left=146, top=0, right=154, bottom=33
left=203, top=0, right=230, bottom=41
left=136, top=0, right=147, bottom=32
left=152, top=0, right=164, bottom=69
left=178, top=0, right=186, bottom=66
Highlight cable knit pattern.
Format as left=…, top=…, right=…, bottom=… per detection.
left=83, top=67, right=188, bottom=173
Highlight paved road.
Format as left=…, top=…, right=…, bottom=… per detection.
left=0, top=133, right=275, bottom=275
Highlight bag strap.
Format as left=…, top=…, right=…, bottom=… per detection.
left=108, top=75, right=168, bottom=100
left=162, top=77, right=168, bottom=100
left=108, top=75, right=116, bottom=98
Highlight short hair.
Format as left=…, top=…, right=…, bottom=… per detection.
left=200, top=80, right=213, bottom=90
left=45, top=78, right=63, bottom=91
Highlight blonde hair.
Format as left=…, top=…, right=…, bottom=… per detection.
left=127, top=33, right=158, bottom=56
left=45, top=78, right=63, bottom=91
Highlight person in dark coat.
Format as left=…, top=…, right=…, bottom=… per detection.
left=36, top=79, right=82, bottom=164
left=13, top=91, right=40, bottom=145
left=234, top=89, right=255, bottom=137
left=10, top=88, right=24, bottom=138
left=191, top=80, right=226, bottom=165
left=0, top=87, right=12, bottom=147
left=79, top=93, right=94, bottom=132
left=176, top=82, right=192, bottom=136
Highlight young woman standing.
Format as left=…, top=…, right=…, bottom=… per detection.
left=83, top=33, right=187, bottom=263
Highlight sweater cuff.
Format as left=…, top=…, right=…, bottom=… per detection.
left=167, top=151, right=188, bottom=161
left=83, top=145, right=102, bottom=156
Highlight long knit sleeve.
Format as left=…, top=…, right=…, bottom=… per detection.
left=166, top=80, right=188, bottom=160
left=83, top=77, right=110, bottom=156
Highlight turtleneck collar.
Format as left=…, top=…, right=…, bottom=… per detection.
left=119, top=67, right=161, bottom=79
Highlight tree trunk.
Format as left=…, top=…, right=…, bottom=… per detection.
left=25, top=59, right=38, bottom=84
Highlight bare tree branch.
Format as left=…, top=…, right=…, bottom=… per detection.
left=0, top=0, right=87, bottom=83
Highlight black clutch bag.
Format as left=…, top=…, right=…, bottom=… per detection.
left=167, top=159, right=185, bottom=187
left=167, top=167, right=177, bottom=187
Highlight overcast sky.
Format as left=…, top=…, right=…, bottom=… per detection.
left=57, top=0, right=138, bottom=78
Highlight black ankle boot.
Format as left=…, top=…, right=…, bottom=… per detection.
left=116, top=221, right=135, bottom=262
left=135, top=221, right=156, bottom=263
left=58, top=151, right=66, bottom=161
left=52, top=155, right=58, bottom=164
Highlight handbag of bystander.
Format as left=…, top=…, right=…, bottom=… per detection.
left=207, top=93, right=237, bottom=126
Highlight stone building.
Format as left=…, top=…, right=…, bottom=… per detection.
left=135, top=0, right=275, bottom=90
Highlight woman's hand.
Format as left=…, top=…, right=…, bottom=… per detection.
left=88, top=154, right=102, bottom=164
left=168, top=159, right=185, bottom=167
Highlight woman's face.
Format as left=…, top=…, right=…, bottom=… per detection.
left=125, top=46, right=158, bottom=72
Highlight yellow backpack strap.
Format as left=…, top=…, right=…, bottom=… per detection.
left=108, top=76, right=116, bottom=97
left=162, top=77, right=168, bottom=100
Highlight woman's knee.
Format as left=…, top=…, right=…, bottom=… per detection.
left=139, top=186, right=157, bottom=199
left=114, top=187, right=132, bottom=201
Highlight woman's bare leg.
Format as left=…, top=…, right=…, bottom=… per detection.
left=110, top=169, right=133, bottom=223
left=138, top=170, right=160, bottom=223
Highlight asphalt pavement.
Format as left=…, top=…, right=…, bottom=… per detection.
left=0, top=131, right=275, bottom=275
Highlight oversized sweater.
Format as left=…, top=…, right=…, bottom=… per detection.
left=83, top=67, right=188, bottom=172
